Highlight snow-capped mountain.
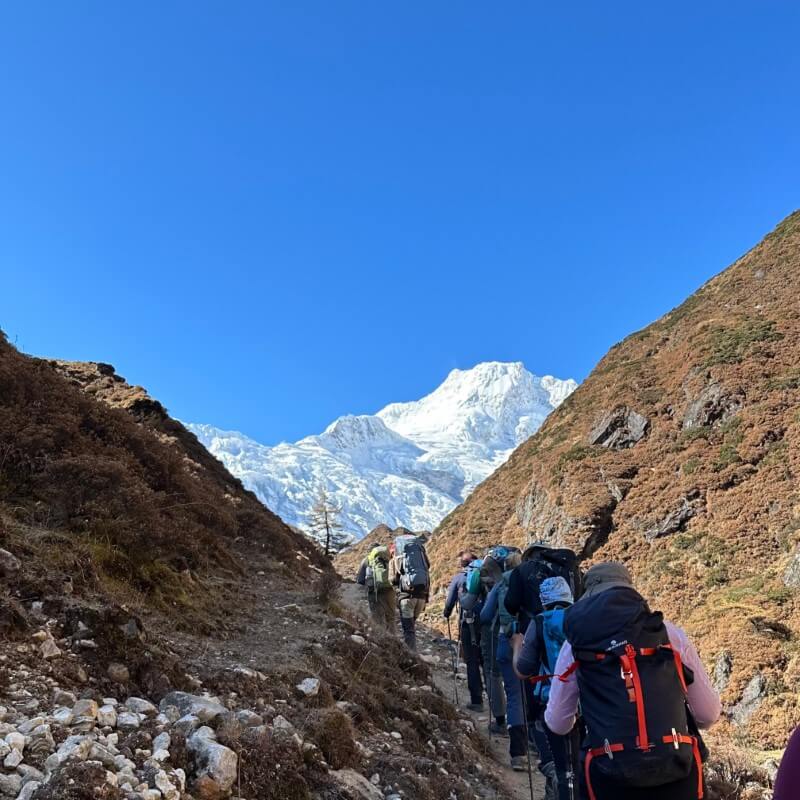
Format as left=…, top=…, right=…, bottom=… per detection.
left=187, top=362, right=576, bottom=542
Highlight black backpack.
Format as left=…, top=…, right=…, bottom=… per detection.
left=521, top=545, right=583, bottom=617
left=563, top=587, right=704, bottom=794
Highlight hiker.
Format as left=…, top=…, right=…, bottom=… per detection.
left=480, top=548, right=530, bottom=770
left=355, top=545, right=396, bottom=629
left=511, top=576, right=579, bottom=800
left=443, top=550, right=484, bottom=710
left=774, top=725, right=800, bottom=799
left=542, top=562, right=721, bottom=800
left=504, top=542, right=580, bottom=776
left=479, top=547, right=517, bottom=735
left=390, top=534, right=430, bottom=651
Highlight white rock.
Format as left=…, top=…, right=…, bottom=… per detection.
left=330, top=769, right=384, bottom=800
left=350, top=635, right=366, bottom=645
left=5, top=733, right=25, bottom=753
left=125, top=697, right=157, bottom=716
left=159, top=693, right=227, bottom=724
left=152, top=749, right=170, bottom=762
left=116, top=711, right=141, bottom=731
left=4, top=749, right=22, bottom=768
left=154, top=769, right=179, bottom=799
left=16, top=780, right=41, bottom=800
left=52, top=707, right=74, bottom=726
left=296, top=677, right=321, bottom=697
left=152, top=732, right=171, bottom=752
left=97, top=705, right=117, bottom=728
left=0, top=774, right=22, bottom=797
left=187, top=728, right=238, bottom=799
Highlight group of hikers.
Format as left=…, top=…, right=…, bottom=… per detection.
left=355, top=535, right=794, bottom=799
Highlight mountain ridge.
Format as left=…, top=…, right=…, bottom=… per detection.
left=188, top=362, right=576, bottom=542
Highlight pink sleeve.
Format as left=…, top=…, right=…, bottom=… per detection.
left=666, top=622, right=721, bottom=729
left=544, top=641, right=579, bottom=735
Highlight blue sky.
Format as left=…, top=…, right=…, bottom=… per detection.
left=1, top=2, right=798, bottom=444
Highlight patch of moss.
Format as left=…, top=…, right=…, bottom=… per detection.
left=683, top=457, right=700, bottom=476
left=704, top=318, right=783, bottom=367
left=714, top=443, right=742, bottom=472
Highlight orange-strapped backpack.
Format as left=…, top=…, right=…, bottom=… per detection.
left=561, top=587, right=704, bottom=800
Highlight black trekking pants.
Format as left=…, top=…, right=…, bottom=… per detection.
left=581, top=754, right=704, bottom=800
left=544, top=721, right=580, bottom=800
left=460, top=619, right=483, bottom=705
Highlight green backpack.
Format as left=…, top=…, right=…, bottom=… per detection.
left=367, top=546, right=391, bottom=591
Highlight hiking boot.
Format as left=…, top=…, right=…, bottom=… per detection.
left=510, top=755, right=527, bottom=772
left=466, top=701, right=484, bottom=712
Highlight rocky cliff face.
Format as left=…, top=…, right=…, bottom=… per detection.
left=428, top=211, right=800, bottom=750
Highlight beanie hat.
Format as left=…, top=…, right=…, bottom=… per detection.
left=582, top=562, right=633, bottom=598
left=539, top=576, right=574, bottom=607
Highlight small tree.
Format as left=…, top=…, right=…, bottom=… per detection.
left=306, top=487, right=347, bottom=557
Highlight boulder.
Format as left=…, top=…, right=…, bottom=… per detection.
left=732, top=673, right=767, bottom=725
left=125, top=697, right=157, bottom=716
left=107, top=663, right=130, bottom=684
left=784, top=548, right=800, bottom=588
left=330, top=768, right=384, bottom=800
left=713, top=651, right=733, bottom=693
left=683, top=382, right=743, bottom=429
left=589, top=406, right=650, bottom=450
left=187, top=727, right=238, bottom=800
left=0, top=549, right=21, bottom=577
left=159, top=692, right=227, bottom=724
left=297, top=677, right=321, bottom=697
left=642, top=494, right=704, bottom=541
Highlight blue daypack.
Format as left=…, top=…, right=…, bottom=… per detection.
left=534, top=607, right=567, bottom=701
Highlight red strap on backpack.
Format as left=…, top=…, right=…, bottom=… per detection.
left=620, top=644, right=651, bottom=751
left=527, top=660, right=579, bottom=686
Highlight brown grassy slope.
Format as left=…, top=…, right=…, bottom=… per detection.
left=429, top=210, right=800, bottom=749
left=0, top=338, right=325, bottom=627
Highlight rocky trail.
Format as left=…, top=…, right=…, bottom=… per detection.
left=339, top=582, right=545, bottom=800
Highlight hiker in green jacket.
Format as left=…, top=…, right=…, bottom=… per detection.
left=356, top=545, right=396, bottom=629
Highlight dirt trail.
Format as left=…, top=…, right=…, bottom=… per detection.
left=341, top=582, right=545, bottom=800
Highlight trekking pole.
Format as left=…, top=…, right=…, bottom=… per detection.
left=446, top=617, right=460, bottom=706
left=519, top=679, right=536, bottom=800
left=487, top=624, right=495, bottom=736
left=564, top=728, right=576, bottom=800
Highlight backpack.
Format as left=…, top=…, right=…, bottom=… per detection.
left=459, top=559, right=484, bottom=613
left=367, top=546, right=391, bottom=591
left=495, top=570, right=516, bottom=634
left=563, top=587, right=701, bottom=792
left=394, top=535, right=429, bottom=593
left=521, top=546, right=582, bottom=618
left=533, top=608, right=567, bottom=701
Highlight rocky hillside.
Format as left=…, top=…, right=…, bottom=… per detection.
left=429, top=210, right=800, bottom=753
left=0, top=336, right=516, bottom=800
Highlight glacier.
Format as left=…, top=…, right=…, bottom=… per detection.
left=187, top=362, right=576, bottom=543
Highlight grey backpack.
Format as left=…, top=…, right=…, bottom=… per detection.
left=395, top=535, right=429, bottom=592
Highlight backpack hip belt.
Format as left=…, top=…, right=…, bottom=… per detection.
left=584, top=736, right=704, bottom=800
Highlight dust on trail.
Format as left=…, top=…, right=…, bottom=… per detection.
left=341, top=582, right=545, bottom=800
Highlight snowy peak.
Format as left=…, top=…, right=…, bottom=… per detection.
left=378, top=361, right=576, bottom=451
left=311, top=414, right=421, bottom=454
left=188, top=361, right=576, bottom=543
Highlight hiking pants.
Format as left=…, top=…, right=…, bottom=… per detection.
left=460, top=618, right=483, bottom=705
left=581, top=754, right=703, bottom=800
left=479, top=622, right=506, bottom=720
left=399, top=596, right=425, bottom=651
left=544, top=721, right=580, bottom=800
left=496, top=634, right=524, bottom=727
left=367, top=588, right=396, bottom=630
